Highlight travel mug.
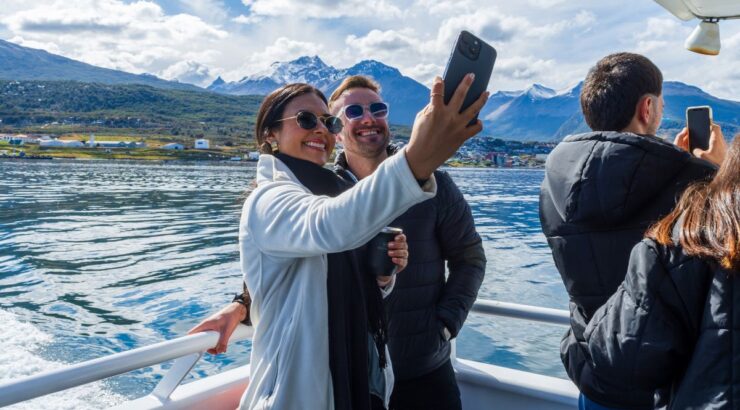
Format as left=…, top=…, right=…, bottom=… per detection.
left=366, top=226, right=403, bottom=277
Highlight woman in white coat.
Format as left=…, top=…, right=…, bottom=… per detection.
left=194, top=75, right=488, bottom=410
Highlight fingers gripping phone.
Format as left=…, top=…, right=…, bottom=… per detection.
left=443, top=31, right=496, bottom=124
left=686, top=106, right=712, bottom=152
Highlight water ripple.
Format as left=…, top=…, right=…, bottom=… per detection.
left=0, top=161, right=568, bottom=404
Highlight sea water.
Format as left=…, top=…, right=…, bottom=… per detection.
left=0, top=160, right=567, bottom=408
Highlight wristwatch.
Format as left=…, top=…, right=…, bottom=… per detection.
left=231, top=290, right=252, bottom=326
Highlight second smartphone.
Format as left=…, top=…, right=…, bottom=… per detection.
left=686, top=105, right=712, bottom=152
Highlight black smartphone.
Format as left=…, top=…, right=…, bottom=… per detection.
left=442, top=31, right=496, bottom=123
left=686, top=106, right=712, bottom=152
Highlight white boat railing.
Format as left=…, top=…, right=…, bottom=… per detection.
left=470, top=299, right=570, bottom=325
left=0, top=299, right=569, bottom=408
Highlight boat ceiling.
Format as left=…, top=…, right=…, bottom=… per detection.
left=655, top=0, right=740, bottom=20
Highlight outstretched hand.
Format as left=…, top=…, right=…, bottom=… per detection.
left=405, top=74, right=489, bottom=179
left=674, top=124, right=727, bottom=166
left=187, top=302, right=247, bottom=354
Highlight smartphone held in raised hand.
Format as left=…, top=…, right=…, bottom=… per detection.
left=686, top=105, right=712, bottom=152
left=442, top=31, right=496, bottom=122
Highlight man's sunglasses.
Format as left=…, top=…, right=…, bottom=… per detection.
left=276, top=111, right=344, bottom=134
left=340, top=102, right=390, bottom=121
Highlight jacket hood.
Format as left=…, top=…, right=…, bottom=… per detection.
left=543, top=131, right=695, bottom=226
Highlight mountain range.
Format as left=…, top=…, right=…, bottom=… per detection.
left=1, top=38, right=738, bottom=141
left=0, top=39, right=199, bottom=92
left=208, top=56, right=740, bottom=141
left=207, top=56, right=429, bottom=126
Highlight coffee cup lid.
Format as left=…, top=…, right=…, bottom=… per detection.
left=381, top=227, right=403, bottom=234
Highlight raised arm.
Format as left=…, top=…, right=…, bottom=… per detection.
left=244, top=151, right=435, bottom=258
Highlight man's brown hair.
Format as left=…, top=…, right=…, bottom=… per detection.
left=328, top=75, right=381, bottom=110
left=581, top=52, right=663, bottom=132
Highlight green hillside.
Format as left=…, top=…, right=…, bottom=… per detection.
left=0, top=80, right=263, bottom=143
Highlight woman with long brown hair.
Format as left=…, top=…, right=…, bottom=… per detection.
left=581, top=134, right=739, bottom=409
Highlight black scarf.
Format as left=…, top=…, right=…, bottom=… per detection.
left=275, top=153, right=388, bottom=410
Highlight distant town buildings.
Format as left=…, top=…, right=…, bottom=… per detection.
left=0, top=134, right=46, bottom=145
left=40, top=139, right=84, bottom=148
left=162, top=143, right=184, bottom=150
left=87, top=134, right=146, bottom=148
left=194, top=139, right=210, bottom=149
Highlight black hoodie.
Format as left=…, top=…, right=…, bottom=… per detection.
left=539, top=131, right=715, bottom=406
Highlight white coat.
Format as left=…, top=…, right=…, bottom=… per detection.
left=238, top=150, right=436, bottom=410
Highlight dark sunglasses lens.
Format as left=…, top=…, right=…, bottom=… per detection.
left=369, top=102, right=389, bottom=118
left=295, top=111, right=318, bottom=130
left=344, top=104, right=364, bottom=120
left=325, top=116, right=343, bottom=134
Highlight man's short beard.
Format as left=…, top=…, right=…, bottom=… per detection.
left=347, top=131, right=390, bottom=159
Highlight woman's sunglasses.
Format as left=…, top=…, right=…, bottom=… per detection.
left=340, top=102, right=390, bottom=121
left=276, top=111, right=344, bottom=134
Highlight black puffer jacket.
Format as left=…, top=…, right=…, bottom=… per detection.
left=335, top=149, right=486, bottom=381
left=539, top=131, right=715, bottom=404
left=583, top=234, right=740, bottom=409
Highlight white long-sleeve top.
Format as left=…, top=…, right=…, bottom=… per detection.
left=238, top=150, right=436, bottom=410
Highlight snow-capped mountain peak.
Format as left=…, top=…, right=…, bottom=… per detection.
left=524, top=83, right=556, bottom=99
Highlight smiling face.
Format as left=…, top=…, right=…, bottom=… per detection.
left=267, top=93, right=336, bottom=166
left=332, top=87, right=390, bottom=159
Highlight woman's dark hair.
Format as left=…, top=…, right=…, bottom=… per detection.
left=648, top=134, right=740, bottom=271
left=581, top=52, right=663, bottom=132
left=255, top=83, right=328, bottom=154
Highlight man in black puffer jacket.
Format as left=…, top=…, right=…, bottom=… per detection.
left=539, top=52, right=722, bottom=408
left=330, top=75, right=486, bottom=410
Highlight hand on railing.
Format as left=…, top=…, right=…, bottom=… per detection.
left=188, top=302, right=247, bottom=354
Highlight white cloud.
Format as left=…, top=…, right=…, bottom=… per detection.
left=232, top=14, right=262, bottom=24
left=161, top=60, right=215, bottom=87
left=0, top=0, right=228, bottom=77
left=225, top=37, right=326, bottom=79
left=178, top=0, right=229, bottom=23
left=495, top=55, right=557, bottom=81
left=346, top=29, right=416, bottom=54
left=245, top=0, right=403, bottom=19
left=406, top=63, right=443, bottom=86
left=528, top=0, right=567, bottom=8
left=636, top=17, right=687, bottom=40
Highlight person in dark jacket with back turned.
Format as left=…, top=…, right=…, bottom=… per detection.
left=539, top=52, right=725, bottom=409
left=583, top=134, right=740, bottom=409
left=328, top=75, right=486, bottom=410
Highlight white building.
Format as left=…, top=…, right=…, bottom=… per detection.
left=247, top=151, right=260, bottom=161
left=162, top=143, right=184, bottom=150
left=40, top=139, right=84, bottom=148
left=1, top=134, right=40, bottom=145
left=194, top=139, right=210, bottom=150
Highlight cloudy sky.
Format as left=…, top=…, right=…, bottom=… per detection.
left=1, top=0, right=738, bottom=100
